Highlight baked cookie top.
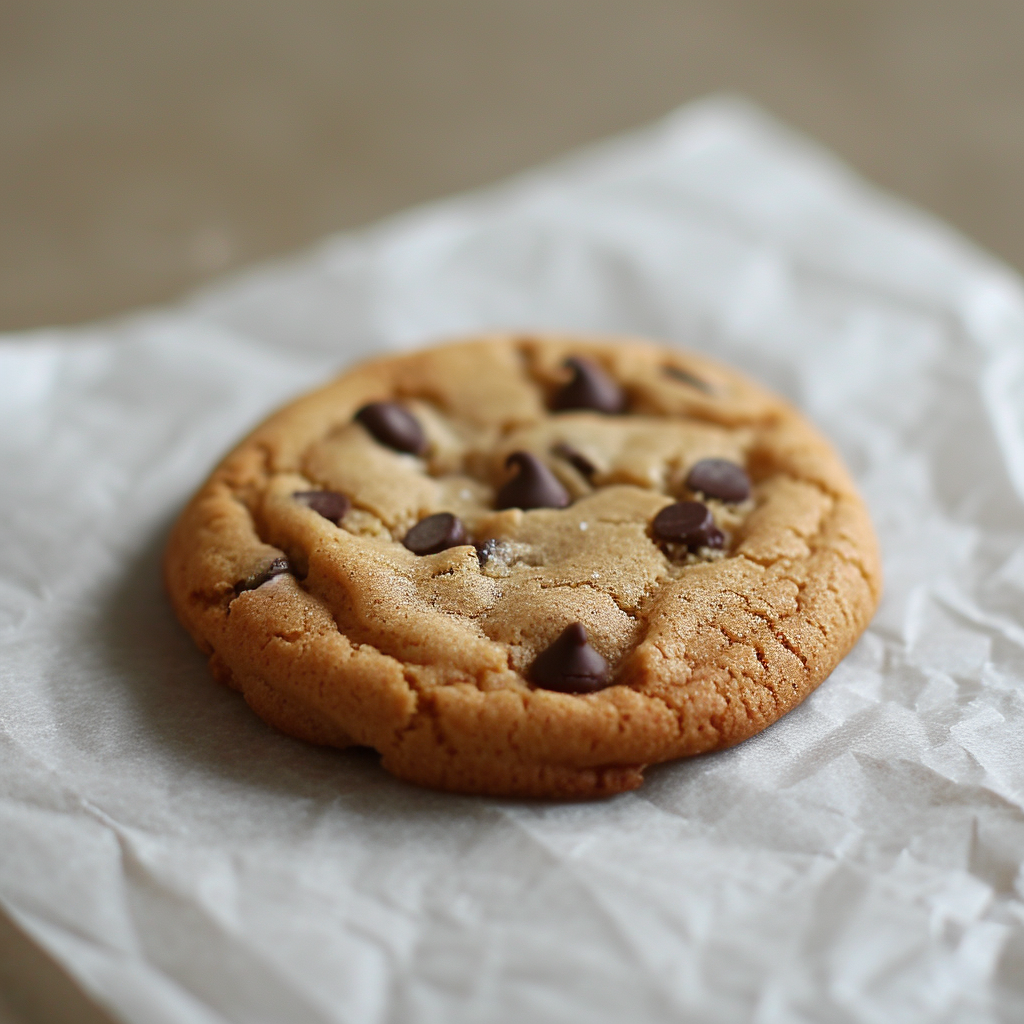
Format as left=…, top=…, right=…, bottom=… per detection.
left=164, top=335, right=882, bottom=798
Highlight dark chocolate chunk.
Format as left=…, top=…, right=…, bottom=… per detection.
left=551, top=357, right=626, bottom=414
left=403, top=512, right=468, bottom=555
left=495, top=452, right=571, bottom=510
left=293, top=490, right=351, bottom=525
left=354, top=402, right=426, bottom=455
left=529, top=623, right=611, bottom=693
left=552, top=441, right=597, bottom=480
left=685, top=458, right=751, bottom=503
left=651, top=500, right=721, bottom=549
left=662, top=364, right=714, bottom=393
left=233, top=556, right=290, bottom=596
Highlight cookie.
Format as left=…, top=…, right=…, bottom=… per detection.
left=164, top=335, right=882, bottom=798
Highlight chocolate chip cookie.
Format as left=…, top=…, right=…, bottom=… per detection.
left=164, top=335, right=882, bottom=798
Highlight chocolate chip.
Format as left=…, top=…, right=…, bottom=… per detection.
left=354, top=402, right=426, bottom=455
left=233, top=556, right=290, bottom=596
left=475, top=538, right=500, bottom=565
left=662, top=365, right=714, bottom=393
left=495, top=452, right=571, bottom=510
left=685, top=458, right=751, bottom=503
left=551, top=357, right=626, bottom=414
left=529, top=623, right=611, bottom=693
left=403, top=513, right=468, bottom=555
left=703, top=524, right=725, bottom=549
left=651, top=501, right=721, bottom=549
left=552, top=441, right=597, bottom=480
left=293, top=490, right=350, bottom=525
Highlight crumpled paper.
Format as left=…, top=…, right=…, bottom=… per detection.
left=3, top=96, right=1024, bottom=1024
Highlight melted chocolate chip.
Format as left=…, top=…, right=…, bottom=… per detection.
left=685, top=458, right=751, bottom=503
left=651, top=501, right=721, bottom=549
left=354, top=402, right=426, bottom=455
left=529, top=623, right=611, bottom=693
left=662, top=364, right=714, bottom=393
left=551, top=357, right=626, bottom=414
left=233, top=556, right=290, bottom=596
left=293, top=490, right=350, bottom=524
left=403, top=513, right=468, bottom=555
left=495, top=452, right=571, bottom=510
left=552, top=441, right=597, bottom=480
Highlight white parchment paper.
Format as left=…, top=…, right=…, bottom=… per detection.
left=2, top=97, right=1024, bottom=1024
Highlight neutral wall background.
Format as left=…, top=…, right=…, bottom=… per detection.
left=2, top=0, right=1024, bottom=331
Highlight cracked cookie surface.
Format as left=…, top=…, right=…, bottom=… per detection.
left=164, top=335, right=882, bottom=798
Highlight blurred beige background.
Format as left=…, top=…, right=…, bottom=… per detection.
left=2, top=0, right=1024, bottom=331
